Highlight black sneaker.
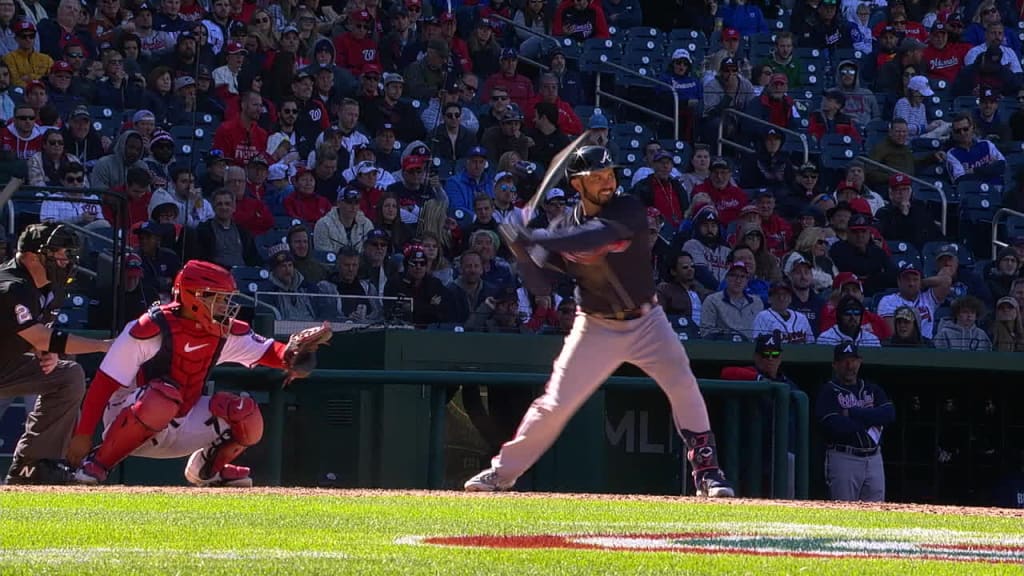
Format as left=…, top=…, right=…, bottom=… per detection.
left=5, top=459, right=75, bottom=485
left=695, top=469, right=735, bottom=497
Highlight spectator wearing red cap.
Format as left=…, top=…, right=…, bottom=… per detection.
left=923, top=21, right=969, bottom=85
left=213, top=90, right=269, bottom=165
left=334, top=9, right=381, bottom=77
left=284, top=167, right=332, bottom=225
left=552, top=0, right=609, bottom=41
left=829, top=212, right=898, bottom=296
left=808, top=89, right=861, bottom=143
left=818, top=272, right=892, bottom=340
left=438, top=11, right=472, bottom=73
left=3, top=20, right=52, bottom=87
left=693, top=157, right=748, bottom=226
left=44, top=59, right=82, bottom=119
left=224, top=162, right=273, bottom=238
left=875, top=173, right=943, bottom=248
left=37, top=0, right=95, bottom=61
left=745, top=72, right=799, bottom=134
left=212, top=40, right=246, bottom=98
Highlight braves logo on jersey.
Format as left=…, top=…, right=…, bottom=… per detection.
left=562, top=239, right=631, bottom=264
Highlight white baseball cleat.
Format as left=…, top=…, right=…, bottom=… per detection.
left=185, top=449, right=253, bottom=488
left=464, top=468, right=514, bottom=492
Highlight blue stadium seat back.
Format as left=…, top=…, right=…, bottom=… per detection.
left=63, top=293, right=89, bottom=310
left=795, top=58, right=827, bottom=88
left=914, top=163, right=947, bottom=181
left=169, top=125, right=198, bottom=141
left=876, top=93, right=898, bottom=121
left=616, top=63, right=661, bottom=88
left=930, top=79, right=952, bottom=101
left=668, top=28, right=708, bottom=49
left=996, top=140, right=1024, bottom=156
left=315, top=249, right=337, bottom=267
left=87, top=105, right=116, bottom=120
left=192, top=112, right=216, bottom=126
left=451, top=207, right=474, bottom=229
left=749, top=32, right=776, bottom=53
left=232, top=267, right=271, bottom=295
left=922, top=241, right=974, bottom=269
left=580, top=37, right=620, bottom=72
left=256, top=231, right=287, bottom=250
left=820, top=145, right=859, bottom=169
left=888, top=240, right=921, bottom=258
left=924, top=96, right=950, bottom=122
left=54, top=306, right=88, bottom=329
left=432, top=158, right=457, bottom=181
left=913, top=184, right=947, bottom=205
left=864, top=118, right=890, bottom=138
left=627, top=26, right=660, bottom=39
left=953, top=95, right=978, bottom=114
left=274, top=215, right=301, bottom=230
left=90, top=117, right=119, bottom=137
left=175, top=139, right=197, bottom=157
left=616, top=148, right=643, bottom=167
left=957, top=180, right=1001, bottom=203
left=1006, top=215, right=1024, bottom=238
left=832, top=48, right=866, bottom=64
left=665, top=314, right=700, bottom=340
left=911, top=137, right=944, bottom=152
left=658, top=139, right=691, bottom=167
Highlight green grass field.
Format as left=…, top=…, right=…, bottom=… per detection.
left=0, top=488, right=1022, bottom=575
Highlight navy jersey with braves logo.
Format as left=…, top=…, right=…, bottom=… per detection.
left=531, top=193, right=653, bottom=315
left=815, top=377, right=895, bottom=450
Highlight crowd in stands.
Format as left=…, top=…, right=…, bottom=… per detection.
left=0, top=0, right=1022, bottom=351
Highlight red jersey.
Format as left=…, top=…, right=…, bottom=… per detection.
left=481, top=72, right=536, bottom=110
left=234, top=195, right=273, bottom=237
left=1, top=123, right=43, bottom=160
left=334, top=33, right=380, bottom=76
left=449, top=37, right=472, bottom=73
left=103, top=186, right=152, bottom=229
left=523, top=97, right=584, bottom=137
left=284, top=192, right=331, bottom=224
left=922, top=42, right=970, bottom=84
left=759, top=213, right=793, bottom=258
left=693, top=180, right=747, bottom=226
left=212, top=118, right=268, bottom=166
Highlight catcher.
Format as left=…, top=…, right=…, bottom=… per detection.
left=68, top=260, right=332, bottom=487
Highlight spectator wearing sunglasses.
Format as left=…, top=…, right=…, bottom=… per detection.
left=334, top=9, right=381, bottom=77
left=39, top=162, right=107, bottom=230
left=27, top=127, right=84, bottom=187
left=1, top=102, right=42, bottom=159
left=3, top=20, right=51, bottom=87
left=428, top=101, right=475, bottom=161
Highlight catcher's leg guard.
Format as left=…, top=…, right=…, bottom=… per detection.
left=184, top=392, right=262, bottom=487
left=78, top=380, right=181, bottom=483
left=681, top=429, right=734, bottom=497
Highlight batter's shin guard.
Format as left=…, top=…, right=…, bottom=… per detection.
left=681, top=430, right=723, bottom=475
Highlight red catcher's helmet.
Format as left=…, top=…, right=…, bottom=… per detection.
left=172, top=260, right=240, bottom=336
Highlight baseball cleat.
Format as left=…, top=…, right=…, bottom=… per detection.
left=464, top=468, right=514, bottom=492
left=185, top=449, right=253, bottom=487
left=695, top=469, right=735, bottom=498
left=72, top=459, right=108, bottom=485
left=5, top=459, right=75, bottom=485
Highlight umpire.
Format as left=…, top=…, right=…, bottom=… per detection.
left=0, top=223, right=111, bottom=484
left=815, top=343, right=896, bottom=502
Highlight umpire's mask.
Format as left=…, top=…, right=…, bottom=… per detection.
left=17, top=223, right=80, bottom=288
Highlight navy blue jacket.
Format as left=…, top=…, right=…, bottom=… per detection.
left=815, top=378, right=895, bottom=450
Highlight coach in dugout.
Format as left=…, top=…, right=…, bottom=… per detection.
left=815, top=343, right=895, bottom=502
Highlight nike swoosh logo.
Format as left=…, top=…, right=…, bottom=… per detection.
left=184, top=343, right=209, bottom=353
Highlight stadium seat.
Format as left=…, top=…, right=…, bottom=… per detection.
left=887, top=241, right=922, bottom=271
left=667, top=28, right=708, bottom=48
left=315, top=250, right=337, bottom=267
left=231, top=266, right=271, bottom=295
left=54, top=307, right=88, bottom=329
left=579, top=38, right=620, bottom=73
left=666, top=314, right=700, bottom=340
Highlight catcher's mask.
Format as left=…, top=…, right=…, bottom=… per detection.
left=17, top=223, right=79, bottom=289
left=172, top=260, right=241, bottom=336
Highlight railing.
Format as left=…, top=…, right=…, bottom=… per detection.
left=857, top=156, right=949, bottom=236
left=210, top=368, right=809, bottom=499
left=991, top=207, right=1024, bottom=259
left=718, top=109, right=810, bottom=164
left=253, top=290, right=413, bottom=334
left=593, top=59, right=679, bottom=140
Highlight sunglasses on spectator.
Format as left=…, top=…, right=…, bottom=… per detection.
left=499, top=184, right=516, bottom=192
left=760, top=351, right=781, bottom=359
left=66, top=52, right=84, bottom=59
left=354, top=24, right=370, bottom=30
left=953, top=126, right=971, bottom=134
left=816, top=239, right=828, bottom=245
left=254, top=16, right=269, bottom=23
left=840, top=69, right=856, bottom=75
left=548, top=199, right=566, bottom=206
left=64, top=176, right=84, bottom=183
left=983, top=7, right=998, bottom=14
left=842, top=309, right=863, bottom=316
left=492, top=95, right=509, bottom=101
left=16, top=115, right=35, bottom=121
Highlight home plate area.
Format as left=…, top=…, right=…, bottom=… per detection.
left=403, top=523, right=1024, bottom=565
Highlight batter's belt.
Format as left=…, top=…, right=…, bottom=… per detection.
left=585, top=301, right=659, bottom=321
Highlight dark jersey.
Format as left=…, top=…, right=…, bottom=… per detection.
left=0, top=259, right=51, bottom=370
left=814, top=378, right=895, bottom=450
left=532, top=193, right=654, bottom=316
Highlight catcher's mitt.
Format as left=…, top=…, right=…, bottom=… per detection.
left=283, top=321, right=333, bottom=386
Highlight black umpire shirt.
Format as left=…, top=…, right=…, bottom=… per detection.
left=532, top=194, right=655, bottom=316
left=0, top=259, right=51, bottom=371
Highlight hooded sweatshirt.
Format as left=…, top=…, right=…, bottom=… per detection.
left=833, top=60, right=879, bottom=127
left=933, top=318, right=992, bottom=351
left=0, top=120, right=43, bottom=159
left=92, top=129, right=147, bottom=190
left=267, top=268, right=318, bottom=322
left=313, top=207, right=375, bottom=254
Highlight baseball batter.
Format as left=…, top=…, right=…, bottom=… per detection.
left=465, top=145, right=734, bottom=497
left=68, top=260, right=331, bottom=487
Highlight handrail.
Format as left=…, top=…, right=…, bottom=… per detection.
left=991, top=207, right=1024, bottom=259
left=857, top=155, right=948, bottom=236
left=718, top=108, right=810, bottom=164
left=253, top=290, right=411, bottom=321
left=592, top=59, right=679, bottom=140
left=60, top=221, right=117, bottom=247
left=236, top=292, right=282, bottom=320
left=489, top=14, right=563, bottom=47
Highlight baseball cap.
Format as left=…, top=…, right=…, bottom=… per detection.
left=898, top=262, right=922, bottom=276
left=546, top=188, right=566, bottom=202
left=229, top=21, right=247, bottom=35
left=907, top=75, right=934, bottom=96
left=467, top=146, right=488, bottom=158
left=365, top=228, right=390, bottom=244
left=849, top=197, right=872, bottom=216
left=268, top=164, right=288, bottom=181
left=769, top=73, right=788, bottom=85
left=832, top=271, right=862, bottom=291
left=226, top=41, right=247, bottom=56
left=500, top=47, right=518, bottom=60
left=382, top=72, right=404, bottom=85
left=671, top=48, right=692, bottom=62
left=404, top=243, right=427, bottom=262
left=267, top=244, right=293, bottom=266
left=764, top=127, right=783, bottom=140
left=823, top=88, right=846, bottom=106
left=149, top=130, right=173, bottom=147
left=501, top=107, right=524, bottom=122
left=888, top=173, right=912, bottom=189
left=337, top=186, right=361, bottom=203
left=695, top=206, right=718, bottom=224
left=848, top=212, right=872, bottom=230
left=281, top=24, right=299, bottom=35
left=351, top=9, right=372, bottom=22
left=354, top=160, right=376, bottom=175
left=783, top=253, right=813, bottom=277
left=894, top=307, right=917, bottom=322
left=494, top=170, right=514, bottom=183
left=293, top=165, right=314, bottom=180
left=14, top=20, right=35, bottom=34
left=833, top=341, right=861, bottom=361
left=981, top=86, right=999, bottom=101
left=997, top=296, right=1020, bottom=309
left=174, top=75, right=196, bottom=91
left=24, top=79, right=44, bottom=92
left=125, top=253, right=144, bottom=277
left=134, top=2, right=153, bottom=13
left=589, top=114, right=609, bottom=129
left=935, top=243, right=958, bottom=260
left=899, top=37, right=926, bottom=53
left=197, top=65, right=212, bottom=79
left=205, top=149, right=226, bottom=165
left=727, top=261, right=750, bottom=274
left=754, top=331, right=783, bottom=354
left=362, top=63, right=383, bottom=77
left=653, top=150, right=674, bottom=163
left=294, top=69, right=313, bottom=82
left=133, top=221, right=170, bottom=237
left=133, top=109, right=156, bottom=123
left=769, top=281, right=794, bottom=295
left=402, top=155, right=427, bottom=171
left=722, top=27, right=740, bottom=41
left=70, top=105, right=90, bottom=120
left=719, top=56, right=739, bottom=71
left=931, top=21, right=948, bottom=32
left=836, top=180, right=858, bottom=193
left=798, top=161, right=819, bottom=174
left=710, top=157, right=730, bottom=171
left=740, top=204, right=760, bottom=217
left=50, top=60, right=73, bottom=75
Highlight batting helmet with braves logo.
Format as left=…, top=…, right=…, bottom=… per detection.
left=565, top=145, right=617, bottom=179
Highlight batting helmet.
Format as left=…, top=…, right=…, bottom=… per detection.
left=565, top=145, right=617, bottom=179
left=172, top=260, right=241, bottom=336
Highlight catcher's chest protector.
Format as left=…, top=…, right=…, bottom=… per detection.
left=141, top=306, right=226, bottom=417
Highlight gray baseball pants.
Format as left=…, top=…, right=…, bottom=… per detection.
left=492, top=306, right=711, bottom=483
left=0, top=354, right=85, bottom=469
left=826, top=448, right=885, bottom=502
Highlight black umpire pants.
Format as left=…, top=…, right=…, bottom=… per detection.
left=0, top=354, right=85, bottom=469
